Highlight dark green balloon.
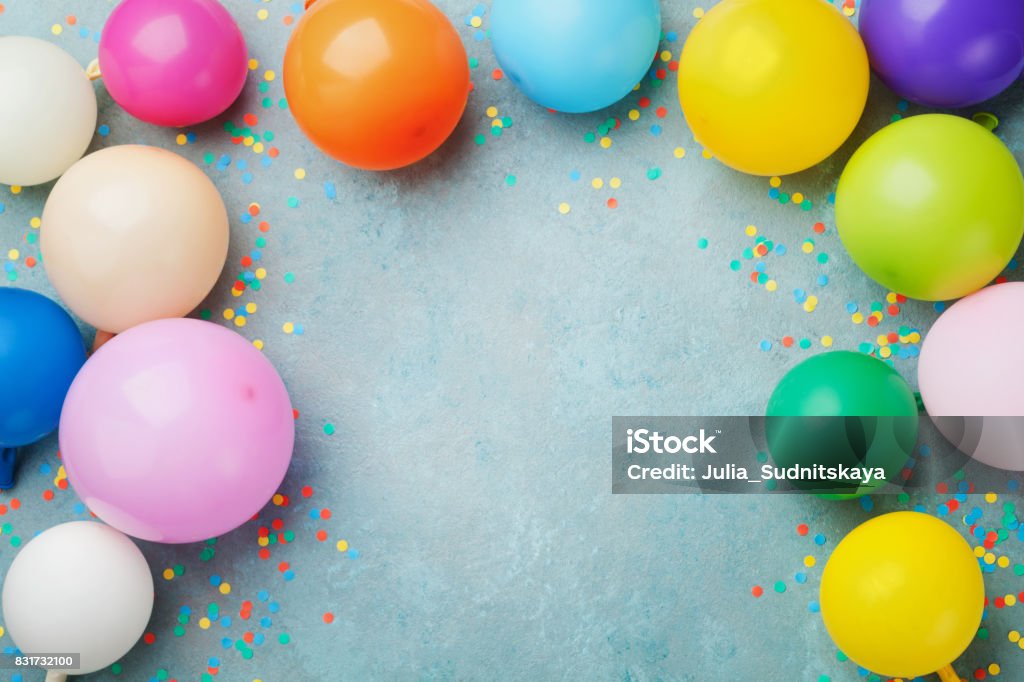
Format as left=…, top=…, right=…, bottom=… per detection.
left=765, top=351, right=918, bottom=499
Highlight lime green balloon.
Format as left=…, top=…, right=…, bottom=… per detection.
left=836, top=114, right=1024, bottom=301
left=766, top=351, right=918, bottom=499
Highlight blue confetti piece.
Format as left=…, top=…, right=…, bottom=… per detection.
left=324, top=181, right=337, bottom=199
left=759, top=340, right=772, bottom=352
left=813, top=534, right=826, bottom=546
left=97, top=124, right=110, bottom=136
left=774, top=244, right=787, bottom=256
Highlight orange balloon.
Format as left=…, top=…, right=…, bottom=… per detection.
left=284, top=0, right=470, bottom=170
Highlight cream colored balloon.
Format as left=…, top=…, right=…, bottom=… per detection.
left=41, top=145, right=229, bottom=333
left=0, top=36, right=97, bottom=186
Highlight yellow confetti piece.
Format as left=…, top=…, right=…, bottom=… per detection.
left=879, top=347, right=892, bottom=359
left=765, top=280, right=777, bottom=292
left=1011, top=630, right=1021, bottom=643
left=176, top=133, right=187, bottom=145
left=162, top=568, right=175, bottom=580
left=558, top=202, right=571, bottom=215
left=336, top=540, right=349, bottom=552
left=693, top=7, right=705, bottom=18
left=701, top=149, right=713, bottom=159
left=248, top=58, right=259, bottom=70
left=984, top=552, right=996, bottom=565
left=821, top=336, right=833, bottom=348
left=610, top=177, right=622, bottom=189
left=470, top=15, right=482, bottom=28
left=223, top=309, right=235, bottom=320
left=803, top=555, right=816, bottom=567
left=792, top=192, right=803, bottom=204
left=674, top=147, right=686, bottom=159
left=591, top=178, right=604, bottom=189
left=234, top=316, right=247, bottom=328
left=11, top=186, right=21, bottom=195
left=219, top=582, right=231, bottom=595
left=852, top=313, right=864, bottom=324
left=745, top=225, right=757, bottom=237
left=769, top=176, right=782, bottom=188
left=283, top=322, right=295, bottom=334
left=660, top=50, right=672, bottom=62
left=245, top=302, right=258, bottom=314
left=974, top=546, right=986, bottom=558
left=258, top=536, right=269, bottom=547
left=599, top=136, right=612, bottom=149
left=485, top=105, right=497, bottom=118
left=294, top=168, right=306, bottom=180
left=628, top=109, right=640, bottom=121
left=29, top=217, right=40, bottom=228
left=51, top=24, right=63, bottom=35
left=255, top=267, right=267, bottom=280
left=1007, top=593, right=1017, bottom=606
left=264, top=70, right=276, bottom=81
left=986, top=492, right=998, bottom=503
left=7, top=249, right=18, bottom=260
left=991, top=664, right=1001, bottom=675
left=253, top=339, right=264, bottom=351
left=199, top=618, right=211, bottom=630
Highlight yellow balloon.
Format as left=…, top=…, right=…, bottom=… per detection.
left=677, top=0, right=869, bottom=176
left=820, top=512, right=983, bottom=680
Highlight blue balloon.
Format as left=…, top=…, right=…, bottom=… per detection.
left=490, top=0, right=661, bottom=113
left=0, top=288, right=85, bottom=452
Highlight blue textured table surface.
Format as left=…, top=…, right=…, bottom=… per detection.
left=2, top=1, right=1024, bottom=681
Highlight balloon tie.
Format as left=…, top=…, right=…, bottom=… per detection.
left=971, top=112, right=999, bottom=132
left=0, top=448, right=16, bottom=490
left=936, top=664, right=962, bottom=682
left=44, top=671, right=69, bottom=682
left=86, top=58, right=102, bottom=81
left=304, top=0, right=317, bottom=9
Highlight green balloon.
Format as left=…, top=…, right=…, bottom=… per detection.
left=765, top=351, right=918, bottom=499
left=836, top=114, right=1024, bottom=301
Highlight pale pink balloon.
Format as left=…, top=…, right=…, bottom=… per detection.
left=919, top=282, right=1024, bottom=470
left=60, top=319, right=295, bottom=543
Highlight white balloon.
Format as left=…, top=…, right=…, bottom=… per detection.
left=1, top=521, right=153, bottom=676
left=0, top=36, right=97, bottom=187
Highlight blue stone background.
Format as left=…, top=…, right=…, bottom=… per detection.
left=1, top=1, right=1023, bottom=680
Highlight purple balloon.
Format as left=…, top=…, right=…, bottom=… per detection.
left=859, top=0, right=1024, bottom=108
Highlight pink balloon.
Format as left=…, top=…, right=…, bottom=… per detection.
left=60, top=319, right=294, bottom=543
left=919, top=282, right=1024, bottom=470
left=98, top=0, right=248, bottom=127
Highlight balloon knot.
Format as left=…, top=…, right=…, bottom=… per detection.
left=86, top=58, right=102, bottom=81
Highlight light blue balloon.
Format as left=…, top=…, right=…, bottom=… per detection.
left=490, top=0, right=662, bottom=114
